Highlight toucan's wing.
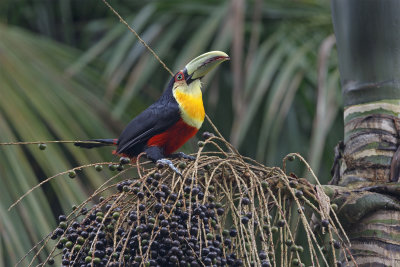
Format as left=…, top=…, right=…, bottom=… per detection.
left=116, top=99, right=180, bottom=155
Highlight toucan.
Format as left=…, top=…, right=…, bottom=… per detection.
left=75, top=51, right=229, bottom=174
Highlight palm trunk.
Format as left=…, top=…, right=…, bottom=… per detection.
left=331, top=0, right=400, bottom=266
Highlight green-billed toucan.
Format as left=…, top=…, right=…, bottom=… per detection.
left=75, top=51, right=229, bottom=174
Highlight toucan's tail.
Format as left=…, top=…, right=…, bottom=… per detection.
left=74, top=139, right=117, bottom=149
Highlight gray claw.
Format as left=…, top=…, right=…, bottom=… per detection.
left=156, top=159, right=182, bottom=176
left=175, top=152, right=196, bottom=161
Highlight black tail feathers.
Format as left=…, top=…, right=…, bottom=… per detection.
left=74, top=139, right=117, bottom=149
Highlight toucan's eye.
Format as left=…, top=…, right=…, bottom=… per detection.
left=175, top=73, right=184, bottom=81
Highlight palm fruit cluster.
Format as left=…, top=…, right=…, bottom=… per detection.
left=42, top=134, right=347, bottom=266
left=51, top=172, right=261, bottom=267
left=48, top=161, right=299, bottom=266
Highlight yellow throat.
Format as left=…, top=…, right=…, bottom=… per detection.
left=173, top=79, right=205, bottom=129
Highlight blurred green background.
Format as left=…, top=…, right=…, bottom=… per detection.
left=0, top=0, right=341, bottom=265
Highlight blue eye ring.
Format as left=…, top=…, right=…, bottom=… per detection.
left=175, top=72, right=184, bottom=81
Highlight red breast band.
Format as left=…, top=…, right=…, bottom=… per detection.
left=147, top=119, right=198, bottom=155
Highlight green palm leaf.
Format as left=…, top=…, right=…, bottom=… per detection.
left=0, top=25, right=117, bottom=266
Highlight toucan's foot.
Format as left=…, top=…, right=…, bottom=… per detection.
left=156, top=159, right=182, bottom=176
left=169, top=152, right=196, bottom=161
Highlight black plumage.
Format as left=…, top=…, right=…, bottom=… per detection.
left=75, top=76, right=181, bottom=158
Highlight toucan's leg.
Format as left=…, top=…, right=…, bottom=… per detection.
left=144, top=146, right=164, bottom=161
left=145, top=146, right=182, bottom=176
left=156, top=159, right=182, bottom=176
left=169, top=152, right=196, bottom=161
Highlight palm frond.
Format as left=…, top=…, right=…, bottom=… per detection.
left=0, top=25, right=117, bottom=266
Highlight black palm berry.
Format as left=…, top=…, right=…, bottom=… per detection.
left=202, top=132, right=214, bottom=140
left=241, top=216, right=249, bottom=224
left=47, top=258, right=55, bottom=265
left=235, top=259, right=244, bottom=266
left=116, top=183, right=123, bottom=192
left=217, top=208, right=224, bottom=216
left=55, top=227, right=64, bottom=236
left=277, top=219, right=285, bottom=227
left=242, top=197, right=250, bottom=205
left=137, top=191, right=145, bottom=200
left=120, top=157, right=130, bottom=165
left=321, top=219, right=330, bottom=227
left=58, top=215, right=67, bottom=222
left=198, top=192, right=205, bottom=200
left=295, top=190, right=303, bottom=198
left=229, top=228, right=238, bottom=237
left=333, top=240, right=341, bottom=249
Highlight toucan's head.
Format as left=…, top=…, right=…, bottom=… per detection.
left=170, top=51, right=229, bottom=90
left=168, top=51, right=229, bottom=129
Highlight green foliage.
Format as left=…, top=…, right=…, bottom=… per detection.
left=0, top=26, right=117, bottom=266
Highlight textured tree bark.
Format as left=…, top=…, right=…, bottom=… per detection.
left=330, top=0, right=400, bottom=266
